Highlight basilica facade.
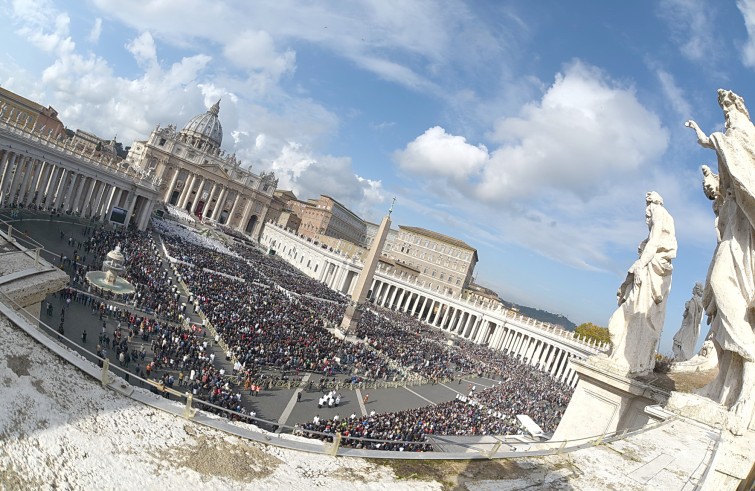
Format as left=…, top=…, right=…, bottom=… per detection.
left=125, top=101, right=276, bottom=237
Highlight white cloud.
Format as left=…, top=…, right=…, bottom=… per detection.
left=737, top=0, right=755, bottom=68
left=88, top=17, right=102, bottom=44
left=223, top=30, right=295, bottom=83
left=395, top=61, right=668, bottom=205
left=255, top=134, right=266, bottom=150
left=270, top=143, right=384, bottom=217
left=656, top=69, right=692, bottom=120
left=393, top=61, right=674, bottom=272
left=479, top=61, right=668, bottom=202
left=657, top=0, right=716, bottom=63
left=126, top=32, right=158, bottom=69
left=88, top=0, right=502, bottom=96
left=17, top=11, right=75, bottom=55
left=394, top=126, right=489, bottom=180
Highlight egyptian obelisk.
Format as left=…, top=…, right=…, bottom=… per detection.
left=338, top=199, right=394, bottom=336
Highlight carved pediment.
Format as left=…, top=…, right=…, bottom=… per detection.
left=198, top=161, right=231, bottom=178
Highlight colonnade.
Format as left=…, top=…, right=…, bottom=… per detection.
left=0, top=143, right=157, bottom=230
left=367, top=278, right=582, bottom=386
left=262, top=223, right=603, bottom=387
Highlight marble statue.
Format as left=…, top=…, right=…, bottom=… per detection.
left=607, top=191, right=677, bottom=375
left=670, top=167, right=721, bottom=376
left=686, top=88, right=755, bottom=435
left=672, top=283, right=704, bottom=361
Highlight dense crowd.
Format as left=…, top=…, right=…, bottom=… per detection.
left=50, top=215, right=574, bottom=450
left=299, top=361, right=571, bottom=451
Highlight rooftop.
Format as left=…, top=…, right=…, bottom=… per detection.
left=399, top=225, right=477, bottom=254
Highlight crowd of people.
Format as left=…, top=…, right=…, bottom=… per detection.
left=47, top=214, right=575, bottom=451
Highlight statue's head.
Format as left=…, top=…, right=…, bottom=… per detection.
left=718, top=89, right=750, bottom=120
left=646, top=191, right=664, bottom=206
left=693, top=282, right=703, bottom=296
left=701, top=165, right=720, bottom=200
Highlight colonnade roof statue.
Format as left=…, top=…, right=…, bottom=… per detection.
left=686, top=88, right=755, bottom=436
left=607, top=191, right=677, bottom=375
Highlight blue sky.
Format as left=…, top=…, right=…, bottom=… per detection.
left=1, top=0, right=753, bottom=354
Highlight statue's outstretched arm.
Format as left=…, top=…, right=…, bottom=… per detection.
left=685, top=120, right=713, bottom=148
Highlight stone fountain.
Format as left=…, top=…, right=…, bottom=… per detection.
left=85, top=245, right=136, bottom=295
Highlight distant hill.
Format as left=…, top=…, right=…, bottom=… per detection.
left=499, top=299, right=577, bottom=331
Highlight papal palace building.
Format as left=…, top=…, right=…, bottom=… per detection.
left=0, top=87, right=608, bottom=386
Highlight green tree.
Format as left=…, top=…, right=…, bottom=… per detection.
left=575, top=322, right=611, bottom=346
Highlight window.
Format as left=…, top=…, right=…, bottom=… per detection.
left=159, top=138, right=166, bottom=146
left=440, top=273, right=445, bottom=280
left=432, top=270, right=436, bottom=277
left=456, top=279, right=461, bottom=285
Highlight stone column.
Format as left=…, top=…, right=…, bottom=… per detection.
left=71, top=175, right=88, bottom=213
left=110, top=188, right=123, bottom=210
left=18, top=159, right=36, bottom=205
left=0, top=154, right=20, bottom=202
left=93, top=183, right=111, bottom=218
left=42, top=165, right=61, bottom=207
left=23, top=159, right=39, bottom=206
left=7, top=156, right=30, bottom=204
left=540, top=345, right=553, bottom=371
left=0, top=151, right=12, bottom=193
left=81, top=179, right=98, bottom=216
left=124, top=191, right=138, bottom=226
left=138, top=199, right=155, bottom=230
left=188, top=177, right=206, bottom=216
left=178, top=174, right=196, bottom=209
left=62, top=172, right=80, bottom=210
left=202, top=182, right=218, bottom=219
left=164, top=168, right=180, bottom=202
left=212, top=186, right=228, bottom=222
left=549, top=349, right=564, bottom=377
left=33, top=162, right=51, bottom=202
left=396, top=290, right=407, bottom=311
left=418, top=296, right=429, bottom=320
left=227, top=192, right=240, bottom=226
left=53, top=169, right=69, bottom=209
left=239, top=195, right=257, bottom=233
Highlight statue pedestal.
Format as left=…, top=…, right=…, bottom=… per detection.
left=338, top=302, right=363, bottom=337
left=551, top=358, right=670, bottom=443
